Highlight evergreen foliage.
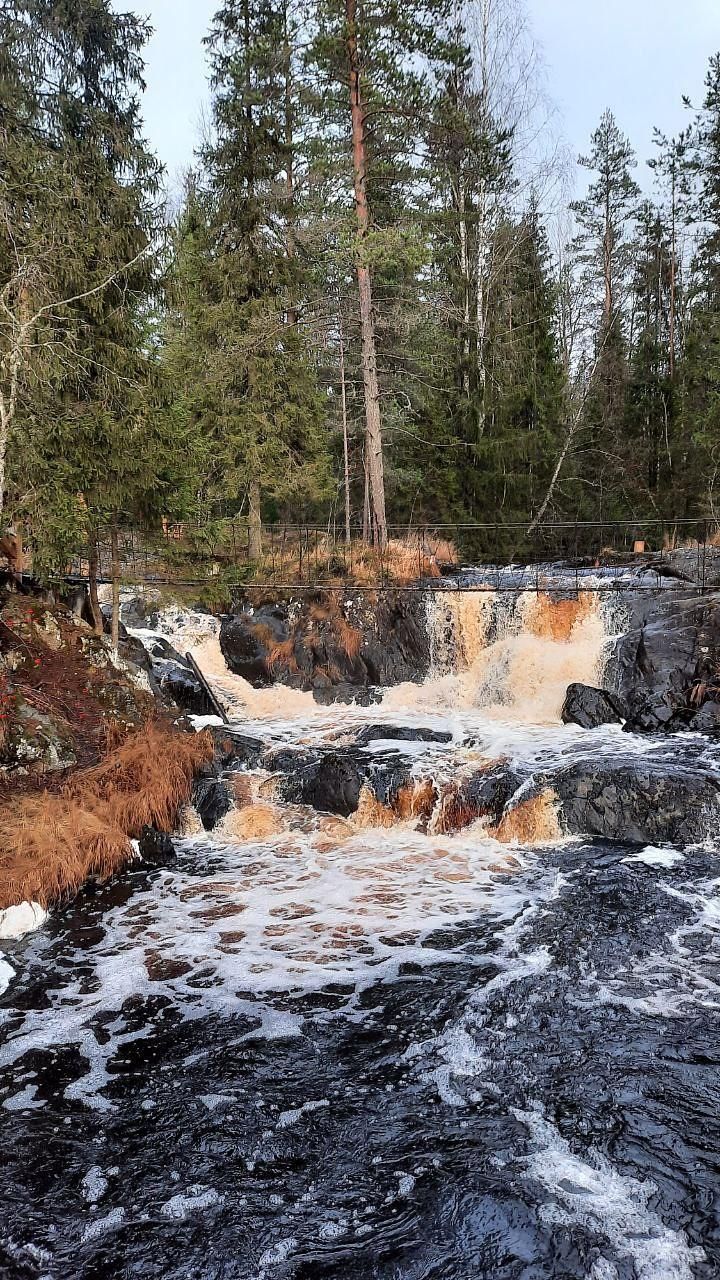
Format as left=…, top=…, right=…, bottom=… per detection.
left=6, top=0, right=720, bottom=569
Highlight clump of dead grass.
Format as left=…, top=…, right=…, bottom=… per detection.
left=0, top=723, right=214, bottom=909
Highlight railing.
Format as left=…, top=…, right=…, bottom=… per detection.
left=56, top=518, right=720, bottom=594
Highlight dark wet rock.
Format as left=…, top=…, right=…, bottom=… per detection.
left=605, top=591, right=720, bottom=733
left=219, top=591, right=430, bottom=694
left=263, top=745, right=323, bottom=774
left=439, top=764, right=525, bottom=833
left=688, top=700, right=720, bottom=734
left=312, top=684, right=381, bottom=706
left=362, top=755, right=415, bottom=807
left=220, top=604, right=290, bottom=687
left=211, top=729, right=266, bottom=770
left=354, top=724, right=452, bottom=747
left=561, top=683, right=627, bottom=730
left=192, top=774, right=233, bottom=831
left=275, top=750, right=364, bottom=817
left=156, top=661, right=210, bottom=715
left=550, top=757, right=720, bottom=846
left=138, top=826, right=176, bottom=865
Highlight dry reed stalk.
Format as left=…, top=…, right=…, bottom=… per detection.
left=266, top=636, right=299, bottom=673
left=0, top=724, right=214, bottom=910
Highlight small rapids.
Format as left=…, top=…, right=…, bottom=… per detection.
left=2, top=582, right=720, bottom=1278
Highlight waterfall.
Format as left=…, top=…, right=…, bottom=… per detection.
left=416, top=588, right=626, bottom=724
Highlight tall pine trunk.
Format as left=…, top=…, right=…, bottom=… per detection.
left=346, top=0, right=387, bottom=549
left=283, top=0, right=297, bottom=330
left=338, top=309, right=352, bottom=547
left=248, top=476, right=262, bottom=563
left=110, top=524, right=120, bottom=658
left=88, top=529, right=104, bottom=636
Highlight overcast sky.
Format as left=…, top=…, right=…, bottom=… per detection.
left=124, top=0, right=719, bottom=193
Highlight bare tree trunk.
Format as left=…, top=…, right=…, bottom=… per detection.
left=603, top=189, right=613, bottom=329
left=88, top=530, right=104, bottom=636
left=346, top=0, right=387, bottom=548
left=110, top=525, right=120, bottom=658
left=669, top=163, right=676, bottom=380
left=476, top=177, right=489, bottom=438
left=248, top=475, right=262, bottom=563
left=283, top=0, right=298, bottom=330
left=339, top=310, right=352, bottom=547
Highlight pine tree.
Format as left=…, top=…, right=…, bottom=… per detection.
left=571, top=111, right=640, bottom=516
left=307, top=0, right=459, bottom=544
left=181, top=0, right=330, bottom=559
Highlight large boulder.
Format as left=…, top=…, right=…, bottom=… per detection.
left=561, top=683, right=627, bottom=729
left=549, top=757, right=720, bottom=846
left=607, top=592, right=720, bottom=733
left=220, top=604, right=291, bottom=687
left=219, top=591, right=431, bottom=696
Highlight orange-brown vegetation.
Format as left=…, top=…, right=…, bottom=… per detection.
left=0, top=724, right=214, bottom=909
left=247, top=531, right=457, bottom=590
left=266, top=636, right=299, bottom=674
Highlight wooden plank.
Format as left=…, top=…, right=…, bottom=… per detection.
left=185, top=651, right=230, bottom=724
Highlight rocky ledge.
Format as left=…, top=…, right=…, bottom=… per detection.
left=219, top=591, right=430, bottom=698
left=563, top=590, right=720, bottom=735
left=196, top=724, right=719, bottom=850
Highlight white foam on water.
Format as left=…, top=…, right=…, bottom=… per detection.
left=81, top=1166, right=116, bottom=1205
left=3, top=1083, right=44, bottom=1112
left=624, top=848, right=685, bottom=869
left=258, top=1236, right=298, bottom=1268
left=572, top=877, right=720, bottom=1018
left=513, top=1107, right=705, bottom=1279
left=276, top=1098, right=329, bottom=1129
left=80, top=1206, right=126, bottom=1243
left=0, top=956, right=15, bottom=994
left=160, top=1185, right=224, bottom=1220
left=0, top=826, right=537, bottom=1110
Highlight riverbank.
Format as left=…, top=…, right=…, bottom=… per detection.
left=0, top=581, right=213, bottom=916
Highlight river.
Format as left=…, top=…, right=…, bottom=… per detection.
left=1, top=583, right=719, bottom=1279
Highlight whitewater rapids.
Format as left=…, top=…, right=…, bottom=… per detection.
left=1, top=583, right=719, bottom=1278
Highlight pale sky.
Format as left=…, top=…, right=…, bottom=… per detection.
left=122, top=0, right=719, bottom=191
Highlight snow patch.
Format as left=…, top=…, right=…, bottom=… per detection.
left=0, top=901, right=48, bottom=939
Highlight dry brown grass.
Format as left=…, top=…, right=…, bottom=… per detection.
left=250, top=532, right=457, bottom=588
left=336, top=615, right=363, bottom=661
left=0, top=724, right=214, bottom=909
left=266, top=636, right=299, bottom=674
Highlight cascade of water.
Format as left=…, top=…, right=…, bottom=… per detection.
left=417, top=588, right=626, bottom=725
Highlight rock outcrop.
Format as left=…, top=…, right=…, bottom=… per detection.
left=606, top=592, right=720, bottom=733
left=220, top=591, right=431, bottom=698
left=561, top=683, right=627, bottom=730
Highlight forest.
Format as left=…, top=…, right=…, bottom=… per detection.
left=2, top=0, right=720, bottom=570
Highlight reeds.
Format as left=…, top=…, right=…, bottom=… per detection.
left=0, top=724, right=214, bottom=909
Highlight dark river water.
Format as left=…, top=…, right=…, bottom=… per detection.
left=2, top=592, right=720, bottom=1279
left=1, top=827, right=719, bottom=1279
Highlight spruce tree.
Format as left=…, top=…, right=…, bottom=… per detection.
left=185, top=0, right=330, bottom=559
left=571, top=111, right=640, bottom=516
